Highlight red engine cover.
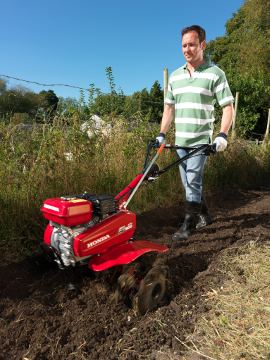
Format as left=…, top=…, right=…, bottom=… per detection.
left=73, top=210, right=136, bottom=257
left=41, top=197, right=92, bottom=226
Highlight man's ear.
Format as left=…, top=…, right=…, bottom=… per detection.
left=201, top=40, right=206, bottom=51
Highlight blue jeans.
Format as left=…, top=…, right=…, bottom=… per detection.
left=176, top=148, right=207, bottom=204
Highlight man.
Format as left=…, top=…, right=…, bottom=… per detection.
left=156, top=25, right=234, bottom=241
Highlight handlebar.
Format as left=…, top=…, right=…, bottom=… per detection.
left=150, top=139, right=217, bottom=154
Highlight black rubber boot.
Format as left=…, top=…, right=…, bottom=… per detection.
left=196, top=189, right=212, bottom=230
left=172, top=201, right=202, bottom=241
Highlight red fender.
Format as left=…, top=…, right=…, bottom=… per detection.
left=89, top=240, right=169, bottom=271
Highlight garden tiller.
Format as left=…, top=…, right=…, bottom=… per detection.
left=40, top=139, right=216, bottom=314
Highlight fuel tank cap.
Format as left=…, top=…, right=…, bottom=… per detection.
left=61, top=196, right=77, bottom=201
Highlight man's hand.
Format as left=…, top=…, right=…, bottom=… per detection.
left=156, top=133, right=165, bottom=145
left=213, top=133, right=227, bottom=152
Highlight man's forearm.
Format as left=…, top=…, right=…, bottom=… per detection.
left=160, top=104, right=175, bottom=134
left=220, top=103, right=234, bottom=135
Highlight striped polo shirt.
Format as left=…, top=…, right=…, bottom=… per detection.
left=165, top=59, right=234, bottom=146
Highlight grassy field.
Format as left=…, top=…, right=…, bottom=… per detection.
left=1, top=117, right=270, bottom=263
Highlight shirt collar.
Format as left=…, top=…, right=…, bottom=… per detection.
left=184, top=58, right=211, bottom=71
left=197, top=59, right=211, bottom=69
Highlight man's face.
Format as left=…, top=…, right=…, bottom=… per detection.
left=182, top=31, right=206, bottom=64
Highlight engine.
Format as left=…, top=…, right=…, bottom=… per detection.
left=46, top=215, right=101, bottom=267
left=41, top=193, right=121, bottom=268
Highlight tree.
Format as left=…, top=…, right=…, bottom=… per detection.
left=0, top=77, right=8, bottom=95
left=0, top=84, right=40, bottom=116
left=204, top=0, right=270, bottom=137
left=39, top=89, right=59, bottom=115
left=237, top=0, right=270, bottom=75
left=122, top=81, right=164, bottom=121
left=205, top=0, right=270, bottom=75
left=220, top=66, right=268, bottom=136
left=123, top=88, right=151, bottom=119
left=57, top=96, right=78, bottom=118
left=149, top=80, right=164, bottom=123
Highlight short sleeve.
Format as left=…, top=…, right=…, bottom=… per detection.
left=213, top=72, right=234, bottom=107
left=165, top=78, right=175, bottom=105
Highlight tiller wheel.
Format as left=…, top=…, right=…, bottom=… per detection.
left=135, top=265, right=168, bottom=315
left=116, top=263, right=168, bottom=315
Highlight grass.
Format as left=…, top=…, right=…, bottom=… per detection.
left=1, top=116, right=270, bottom=264
left=0, top=116, right=180, bottom=263
left=203, top=140, right=270, bottom=192
left=192, top=243, right=270, bottom=359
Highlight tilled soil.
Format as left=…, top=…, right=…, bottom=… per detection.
left=1, top=187, right=270, bottom=360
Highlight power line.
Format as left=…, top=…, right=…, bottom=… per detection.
left=1, top=74, right=92, bottom=91
left=0, top=74, right=164, bottom=104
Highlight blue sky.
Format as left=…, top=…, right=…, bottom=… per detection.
left=1, top=0, right=243, bottom=100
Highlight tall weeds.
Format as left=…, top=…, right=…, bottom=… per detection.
left=1, top=118, right=270, bottom=262
left=203, top=140, right=270, bottom=191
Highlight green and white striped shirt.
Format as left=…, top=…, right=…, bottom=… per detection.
left=165, top=59, right=234, bottom=146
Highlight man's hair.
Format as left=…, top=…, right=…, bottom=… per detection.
left=182, top=25, right=206, bottom=43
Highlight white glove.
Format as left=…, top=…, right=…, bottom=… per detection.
left=156, top=133, right=165, bottom=145
left=213, top=133, right=228, bottom=152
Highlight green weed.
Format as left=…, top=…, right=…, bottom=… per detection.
left=1, top=117, right=270, bottom=264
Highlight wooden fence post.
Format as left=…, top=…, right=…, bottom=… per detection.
left=263, top=108, right=270, bottom=147
left=163, top=69, right=168, bottom=109
left=231, top=92, right=239, bottom=139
